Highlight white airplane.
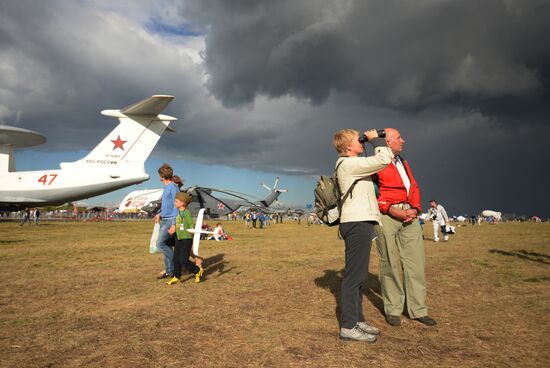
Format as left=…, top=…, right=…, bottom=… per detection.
left=0, top=95, right=176, bottom=211
left=118, top=188, right=163, bottom=213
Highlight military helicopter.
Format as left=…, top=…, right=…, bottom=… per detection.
left=119, top=177, right=288, bottom=218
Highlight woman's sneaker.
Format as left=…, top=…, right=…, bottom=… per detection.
left=166, top=277, right=180, bottom=285
left=339, top=326, right=377, bottom=343
left=356, top=321, right=380, bottom=335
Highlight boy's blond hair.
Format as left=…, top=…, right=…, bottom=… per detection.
left=333, top=129, right=358, bottom=156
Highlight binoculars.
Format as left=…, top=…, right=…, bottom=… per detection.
left=358, top=129, right=386, bottom=143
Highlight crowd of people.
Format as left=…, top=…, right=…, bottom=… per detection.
left=1, top=208, right=150, bottom=222
left=243, top=211, right=279, bottom=228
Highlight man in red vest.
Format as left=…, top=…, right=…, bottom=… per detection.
left=374, top=128, right=437, bottom=327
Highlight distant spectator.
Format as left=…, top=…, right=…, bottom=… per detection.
left=428, top=200, right=449, bottom=242
left=20, top=208, right=31, bottom=226
left=252, top=211, right=258, bottom=228
left=201, top=223, right=213, bottom=240
left=418, top=216, right=425, bottom=239
left=209, top=223, right=226, bottom=240
left=34, top=209, right=40, bottom=225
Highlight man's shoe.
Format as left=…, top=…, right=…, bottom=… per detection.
left=157, top=272, right=169, bottom=279
left=434, top=238, right=439, bottom=242
left=385, top=315, right=401, bottom=326
left=414, top=316, right=437, bottom=326
left=166, top=276, right=180, bottom=285
left=339, top=326, right=377, bottom=343
left=356, top=321, right=380, bottom=335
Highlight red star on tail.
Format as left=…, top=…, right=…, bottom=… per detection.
left=111, top=135, right=127, bottom=150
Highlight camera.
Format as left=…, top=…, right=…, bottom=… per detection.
left=358, top=129, right=386, bottom=143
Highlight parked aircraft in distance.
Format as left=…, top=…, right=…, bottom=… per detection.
left=0, top=95, right=176, bottom=211
left=482, top=210, right=502, bottom=221
left=118, top=177, right=288, bottom=217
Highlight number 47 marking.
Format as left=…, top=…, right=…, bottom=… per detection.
left=38, top=174, right=58, bottom=185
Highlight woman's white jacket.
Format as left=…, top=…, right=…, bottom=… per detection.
left=336, top=139, right=393, bottom=224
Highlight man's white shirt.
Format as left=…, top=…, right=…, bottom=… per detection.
left=393, top=156, right=411, bottom=195
left=429, top=204, right=449, bottom=225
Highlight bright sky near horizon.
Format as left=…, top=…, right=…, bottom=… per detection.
left=14, top=149, right=315, bottom=209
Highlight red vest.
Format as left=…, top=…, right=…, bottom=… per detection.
left=375, top=157, right=422, bottom=214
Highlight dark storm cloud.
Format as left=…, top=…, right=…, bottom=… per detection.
left=184, top=0, right=550, bottom=119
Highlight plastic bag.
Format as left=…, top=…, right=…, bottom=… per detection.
left=149, top=222, right=161, bottom=254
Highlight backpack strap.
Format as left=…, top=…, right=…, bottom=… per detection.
left=335, top=158, right=368, bottom=215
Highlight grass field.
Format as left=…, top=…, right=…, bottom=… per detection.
left=1, top=220, right=549, bottom=367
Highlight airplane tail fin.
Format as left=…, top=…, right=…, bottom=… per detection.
left=259, top=177, right=288, bottom=207
left=62, top=95, right=176, bottom=168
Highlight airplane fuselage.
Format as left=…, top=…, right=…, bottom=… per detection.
left=0, top=95, right=175, bottom=211
left=0, top=165, right=149, bottom=210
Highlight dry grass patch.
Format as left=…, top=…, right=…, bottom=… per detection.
left=1, top=220, right=549, bottom=367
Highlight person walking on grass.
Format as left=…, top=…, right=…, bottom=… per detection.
left=252, top=211, right=258, bottom=228
left=334, top=128, right=393, bottom=343
left=166, top=192, right=204, bottom=285
left=428, top=199, right=449, bottom=242
left=373, top=128, right=437, bottom=327
left=34, top=208, right=40, bottom=225
left=154, top=163, right=178, bottom=279
left=20, top=208, right=31, bottom=226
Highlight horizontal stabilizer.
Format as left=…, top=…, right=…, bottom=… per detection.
left=0, top=125, right=46, bottom=147
left=0, top=125, right=47, bottom=173
left=120, top=95, right=174, bottom=116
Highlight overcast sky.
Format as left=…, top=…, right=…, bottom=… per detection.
left=1, top=0, right=549, bottom=216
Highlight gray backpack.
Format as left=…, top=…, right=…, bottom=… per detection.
left=314, top=160, right=363, bottom=226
